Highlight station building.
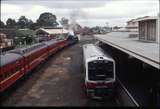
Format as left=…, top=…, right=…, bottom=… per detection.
left=35, top=27, right=69, bottom=42
left=136, top=16, right=159, bottom=43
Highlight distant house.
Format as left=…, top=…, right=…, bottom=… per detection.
left=112, top=26, right=124, bottom=32
left=0, top=32, right=14, bottom=49
left=35, top=27, right=69, bottom=42
left=125, top=19, right=138, bottom=32
left=136, top=16, right=159, bottom=43
left=0, top=28, right=16, bottom=39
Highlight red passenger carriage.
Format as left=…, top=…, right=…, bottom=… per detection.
left=0, top=32, right=78, bottom=93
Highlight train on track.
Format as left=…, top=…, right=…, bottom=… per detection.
left=0, top=34, right=78, bottom=93
left=83, top=44, right=116, bottom=99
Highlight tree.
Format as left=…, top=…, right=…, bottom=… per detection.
left=15, top=29, right=35, bottom=45
left=27, top=19, right=34, bottom=29
left=17, top=16, right=34, bottom=29
left=60, top=17, right=69, bottom=26
left=0, top=20, right=5, bottom=28
left=6, top=18, right=16, bottom=28
left=30, top=23, right=40, bottom=30
left=17, top=16, right=29, bottom=28
left=37, top=12, right=59, bottom=27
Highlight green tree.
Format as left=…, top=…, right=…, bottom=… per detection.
left=27, top=19, right=34, bottom=29
left=6, top=18, right=16, bottom=28
left=0, top=20, right=5, bottom=28
left=37, top=12, right=59, bottom=27
left=17, top=16, right=29, bottom=28
left=30, top=23, right=39, bottom=30
left=15, top=29, right=35, bottom=45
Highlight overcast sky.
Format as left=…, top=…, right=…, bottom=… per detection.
left=1, top=0, right=159, bottom=27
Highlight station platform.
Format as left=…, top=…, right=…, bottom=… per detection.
left=94, top=32, right=160, bottom=69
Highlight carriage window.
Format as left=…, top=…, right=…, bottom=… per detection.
left=88, top=60, right=113, bottom=81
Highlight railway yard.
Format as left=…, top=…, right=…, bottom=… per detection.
left=1, top=0, right=159, bottom=107
left=0, top=35, right=117, bottom=106
left=0, top=35, right=159, bottom=107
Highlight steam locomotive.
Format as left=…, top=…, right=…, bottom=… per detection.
left=0, top=34, right=78, bottom=93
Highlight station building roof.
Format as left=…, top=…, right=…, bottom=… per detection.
left=36, top=28, right=69, bottom=35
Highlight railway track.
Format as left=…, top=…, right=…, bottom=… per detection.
left=116, top=78, right=139, bottom=107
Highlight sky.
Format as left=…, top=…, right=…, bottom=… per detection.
left=1, top=0, right=159, bottom=27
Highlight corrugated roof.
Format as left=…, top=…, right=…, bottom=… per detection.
left=9, top=43, right=47, bottom=56
left=127, top=16, right=158, bottom=23
left=135, top=16, right=158, bottom=22
left=37, top=28, right=69, bottom=35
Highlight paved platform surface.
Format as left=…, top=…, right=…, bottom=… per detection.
left=95, top=32, right=160, bottom=69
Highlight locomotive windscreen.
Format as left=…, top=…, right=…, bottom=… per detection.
left=88, top=60, right=113, bottom=81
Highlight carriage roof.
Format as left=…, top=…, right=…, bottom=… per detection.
left=43, top=39, right=58, bottom=46
left=9, top=43, right=47, bottom=56
left=83, top=44, right=114, bottom=61
left=0, top=53, right=23, bottom=67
